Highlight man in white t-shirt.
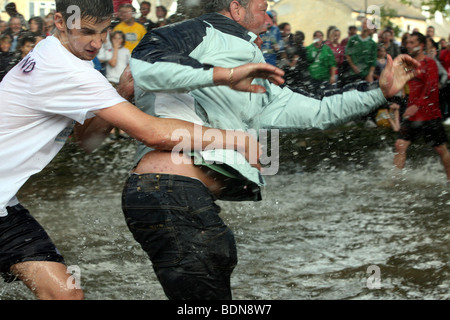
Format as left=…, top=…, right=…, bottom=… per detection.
left=0, top=0, right=285, bottom=300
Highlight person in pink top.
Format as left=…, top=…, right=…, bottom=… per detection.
left=324, top=27, right=344, bottom=80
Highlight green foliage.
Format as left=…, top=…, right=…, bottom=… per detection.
left=401, top=0, right=450, bottom=17
left=380, top=7, right=402, bottom=37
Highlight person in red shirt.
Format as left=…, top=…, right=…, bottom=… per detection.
left=113, top=0, right=132, bottom=15
left=394, top=32, right=450, bottom=183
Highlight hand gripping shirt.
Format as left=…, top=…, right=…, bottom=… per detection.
left=129, top=13, right=387, bottom=201
left=0, top=36, right=126, bottom=216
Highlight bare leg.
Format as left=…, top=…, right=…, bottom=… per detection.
left=394, top=139, right=411, bottom=170
left=10, top=261, right=84, bottom=300
left=433, top=143, right=450, bottom=181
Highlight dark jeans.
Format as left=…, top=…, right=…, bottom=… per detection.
left=0, top=204, right=65, bottom=282
left=122, top=174, right=237, bottom=300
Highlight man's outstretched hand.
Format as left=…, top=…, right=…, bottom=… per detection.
left=214, top=63, right=285, bottom=94
left=379, top=54, right=420, bottom=98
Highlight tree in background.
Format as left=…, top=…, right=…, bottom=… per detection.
left=401, top=0, right=450, bottom=17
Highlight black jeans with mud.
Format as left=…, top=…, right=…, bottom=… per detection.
left=122, top=173, right=237, bottom=300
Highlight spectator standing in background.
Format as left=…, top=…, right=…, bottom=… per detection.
left=105, top=31, right=131, bottom=87
left=324, top=28, right=344, bottom=80
left=260, top=11, right=285, bottom=67
left=156, top=5, right=168, bottom=26
left=285, top=30, right=310, bottom=89
left=0, top=20, right=7, bottom=35
left=381, top=28, right=400, bottom=59
left=4, top=3, right=27, bottom=29
left=344, top=18, right=377, bottom=85
left=341, top=25, right=357, bottom=47
left=374, top=45, right=387, bottom=81
left=5, top=35, right=35, bottom=73
left=0, top=35, right=14, bottom=82
left=113, top=3, right=147, bottom=54
left=3, top=17, right=27, bottom=52
left=137, top=1, right=156, bottom=32
left=306, top=30, right=337, bottom=94
left=28, top=16, right=46, bottom=43
left=426, top=26, right=439, bottom=52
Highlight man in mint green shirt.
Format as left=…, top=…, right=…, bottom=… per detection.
left=306, top=30, right=337, bottom=85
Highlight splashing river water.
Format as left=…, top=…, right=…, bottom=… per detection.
left=1, top=125, right=449, bottom=300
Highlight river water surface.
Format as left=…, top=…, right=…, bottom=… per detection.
left=1, top=125, right=449, bottom=300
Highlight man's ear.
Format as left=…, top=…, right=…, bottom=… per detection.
left=54, top=12, right=67, bottom=32
left=229, top=1, right=244, bottom=23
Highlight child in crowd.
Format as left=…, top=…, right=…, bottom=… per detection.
left=7, top=35, right=35, bottom=73
left=375, top=45, right=387, bottom=81
left=0, top=35, right=14, bottom=81
left=105, top=30, right=130, bottom=86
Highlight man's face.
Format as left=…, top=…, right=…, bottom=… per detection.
left=9, top=18, right=22, bottom=34
left=58, top=14, right=110, bottom=60
left=240, top=0, right=268, bottom=35
left=406, top=35, right=422, bottom=57
left=313, top=32, right=323, bottom=45
left=382, top=31, right=392, bottom=43
left=140, top=4, right=150, bottom=17
left=156, top=7, right=166, bottom=19
left=119, top=7, right=135, bottom=23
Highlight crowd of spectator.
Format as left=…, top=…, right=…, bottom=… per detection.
left=262, top=11, right=450, bottom=126
left=1, top=3, right=449, bottom=127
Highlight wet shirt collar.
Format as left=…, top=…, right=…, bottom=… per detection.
left=200, top=12, right=254, bottom=43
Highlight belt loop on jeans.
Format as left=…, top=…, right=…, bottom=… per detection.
left=168, top=175, right=173, bottom=193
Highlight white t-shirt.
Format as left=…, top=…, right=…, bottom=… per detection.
left=106, top=47, right=130, bottom=84
left=0, top=36, right=126, bottom=216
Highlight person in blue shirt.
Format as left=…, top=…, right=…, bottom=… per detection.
left=260, top=11, right=285, bottom=66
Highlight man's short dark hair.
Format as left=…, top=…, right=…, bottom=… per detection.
left=156, top=5, right=167, bottom=14
left=411, top=31, right=426, bottom=46
left=55, top=0, right=114, bottom=24
left=119, top=3, right=136, bottom=12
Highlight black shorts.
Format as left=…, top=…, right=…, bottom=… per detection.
left=398, top=119, right=448, bottom=147
left=0, top=204, right=65, bottom=282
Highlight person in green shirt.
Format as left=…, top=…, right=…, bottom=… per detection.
left=345, top=18, right=377, bottom=84
left=306, top=30, right=337, bottom=94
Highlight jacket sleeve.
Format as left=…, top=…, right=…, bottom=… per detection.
left=260, top=82, right=387, bottom=130
left=130, top=20, right=215, bottom=93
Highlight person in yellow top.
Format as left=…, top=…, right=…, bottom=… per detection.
left=113, top=3, right=147, bottom=53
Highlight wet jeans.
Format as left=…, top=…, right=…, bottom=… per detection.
left=122, top=174, right=237, bottom=300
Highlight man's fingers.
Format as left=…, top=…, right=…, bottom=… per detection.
left=267, top=75, right=285, bottom=85
left=248, top=85, right=267, bottom=93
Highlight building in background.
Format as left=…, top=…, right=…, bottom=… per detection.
left=1, top=0, right=447, bottom=42
left=269, top=0, right=449, bottom=45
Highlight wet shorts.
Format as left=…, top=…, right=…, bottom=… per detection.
left=398, top=119, right=449, bottom=147
left=0, top=204, right=65, bottom=282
